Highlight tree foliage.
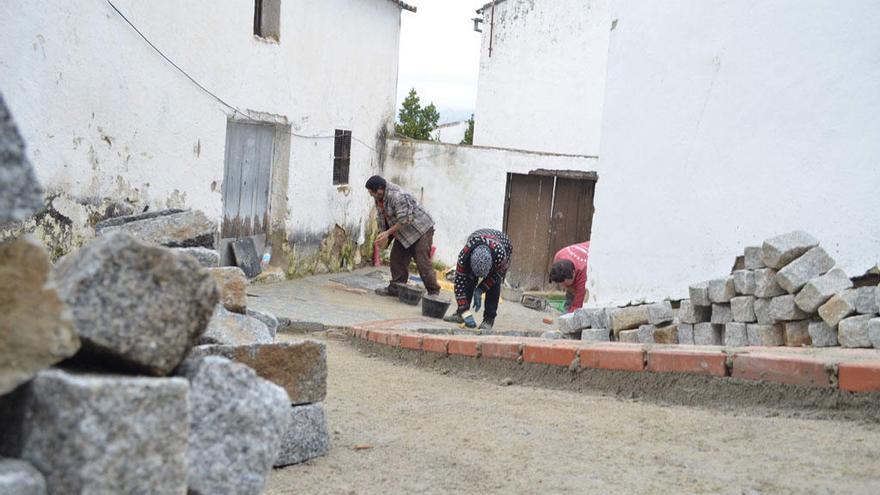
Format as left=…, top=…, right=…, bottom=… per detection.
left=395, top=88, right=440, bottom=141
left=460, top=114, right=474, bottom=145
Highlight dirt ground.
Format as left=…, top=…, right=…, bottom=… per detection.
left=267, top=333, right=880, bottom=495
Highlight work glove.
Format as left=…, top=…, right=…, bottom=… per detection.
left=472, top=287, right=483, bottom=312
left=462, top=310, right=477, bottom=328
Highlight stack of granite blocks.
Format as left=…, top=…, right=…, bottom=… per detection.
left=681, top=231, right=880, bottom=349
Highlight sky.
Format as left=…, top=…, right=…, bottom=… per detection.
left=396, top=1, right=484, bottom=124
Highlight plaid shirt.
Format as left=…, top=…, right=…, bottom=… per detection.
left=376, top=182, right=434, bottom=249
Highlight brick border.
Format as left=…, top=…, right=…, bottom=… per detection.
left=347, top=325, right=880, bottom=394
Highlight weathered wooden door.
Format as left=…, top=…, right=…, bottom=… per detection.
left=503, top=171, right=597, bottom=291
left=221, top=121, right=274, bottom=240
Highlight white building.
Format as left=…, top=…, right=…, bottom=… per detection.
left=472, top=0, right=610, bottom=156
left=0, top=0, right=415, bottom=273
left=470, top=0, right=880, bottom=305
left=430, top=120, right=470, bottom=145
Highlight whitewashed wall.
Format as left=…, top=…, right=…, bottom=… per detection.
left=589, top=0, right=880, bottom=306
left=382, top=138, right=598, bottom=266
left=431, top=121, right=469, bottom=145
left=0, top=0, right=404, bottom=257
left=472, top=0, right=609, bottom=156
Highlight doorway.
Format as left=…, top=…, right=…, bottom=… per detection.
left=502, top=170, right=597, bottom=291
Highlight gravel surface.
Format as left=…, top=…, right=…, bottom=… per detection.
left=267, top=333, right=880, bottom=494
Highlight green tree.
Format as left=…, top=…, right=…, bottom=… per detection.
left=395, top=88, right=440, bottom=140
left=460, top=114, right=474, bottom=145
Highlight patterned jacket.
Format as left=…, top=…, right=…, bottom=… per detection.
left=454, top=229, right=513, bottom=310
left=376, top=182, right=434, bottom=249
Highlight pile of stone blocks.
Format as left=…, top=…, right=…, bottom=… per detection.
left=679, top=231, right=880, bottom=349
left=0, top=97, right=327, bottom=494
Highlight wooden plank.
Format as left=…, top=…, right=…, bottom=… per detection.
left=503, top=173, right=554, bottom=291
left=547, top=177, right=596, bottom=272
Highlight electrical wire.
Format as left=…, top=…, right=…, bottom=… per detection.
left=106, top=0, right=380, bottom=152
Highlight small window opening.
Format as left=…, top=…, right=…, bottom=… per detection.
left=254, top=0, right=281, bottom=41
left=333, top=130, right=352, bottom=186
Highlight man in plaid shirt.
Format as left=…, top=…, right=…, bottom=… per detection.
left=365, top=175, right=440, bottom=296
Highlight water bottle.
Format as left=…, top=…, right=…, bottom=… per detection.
left=260, top=244, right=272, bottom=269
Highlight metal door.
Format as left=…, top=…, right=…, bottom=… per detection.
left=503, top=171, right=596, bottom=291
left=221, top=121, right=274, bottom=240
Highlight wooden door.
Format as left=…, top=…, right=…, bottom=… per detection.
left=503, top=171, right=597, bottom=291
left=221, top=121, right=274, bottom=239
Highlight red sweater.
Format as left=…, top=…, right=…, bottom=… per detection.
left=553, top=241, right=590, bottom=312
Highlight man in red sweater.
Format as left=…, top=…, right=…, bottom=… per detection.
left=548, top=241, right=590, bottom=313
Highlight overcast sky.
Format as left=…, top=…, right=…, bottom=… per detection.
left=396, top=1, right=484, bottom=124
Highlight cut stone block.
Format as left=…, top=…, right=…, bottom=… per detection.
left=637, top=324, right=656, bottom=344
left=744, top=246, right=766, bottom=270
left=678, top=299, right=711, bottom=324
left=747, top=324, right=784, bottom=346
left=199, top=306, right=273, bottom=346
left=711, top=304, right=733, bottom=324
left=808, top=320, right=838, bottom=347
left=776, top=246, right=835, bottom=294
left=97, top=209, right=217, bottom=249
left=730, top=296, right=756, bottom=323
left=209, top=266, right=248, bottom=314
left=580, top=328, right=611, bottom=342
left=754, top=298, right=774, bottom=325
left=594, top=307, right=613, bottom=332
left=783, top=321, right=812, bottom=347
left=868, top=318, right=880, bottom=349
left=768, top=295, right=809, bottom=322
left=173, top=247, right=220, bottom=268
left=688, top=282, right=711, bottom=307
left=178, top=356, right=289, bottom=495
left=54, top=232, right=218, bottom=375
left=693, top=323, right=723, bottom=346
left=646, top=301, right=674, bottom=325
left=794, top=268, right=852, bottom=313
left=611, top=306, right=649, bottom=333
left=618, top=329, right=639, bottom=343
left=583, top=308, right=605, bottom=328
left=753, top=269, right=786, bottom=298
left=0, top=458, right=46, bottom=495
left=854, top=286, right=880, bottom=315
left=0, top=369, right=188, bottom=494
left=677, top=323, right=695, bottom=345
left=838, top=315, right=874, bottom=348
left=558, top=310, right=590, bottom=333
left=818, top=289, right=858, bottom=328
left=247, top=309, right=279, bottom=339
left=653, top=324, right=678, bottom=344
left=540, top=330, right=563, bottom=340
left=724, top=323, right=749, bottom=347
left=186, top=340, right=327, bottom=405
left=0, top=94, right=44, bottom=225
left=761, top=231, right=819, bottom=269
left=708, top=277, right=736, bottom=303
left=733, top=270, right=756, bottom=295
left=0, top=238, right=79, bottom=395
left=275, top=403, right=330, bottom=467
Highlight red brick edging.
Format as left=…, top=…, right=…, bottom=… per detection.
left=350, top=326, right=880, bottom=394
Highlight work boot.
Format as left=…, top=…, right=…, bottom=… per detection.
left=479, top=318, right=495, bottom=331
left=374, top=285, right=399, bottom=297
left=443, top=312, right=464, bottom=324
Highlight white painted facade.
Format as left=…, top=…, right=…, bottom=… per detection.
left=430, top=120, right=470, bottom=145
left=382, top=138, right=597, bottom=267
left=472, top=0, right=610, bottom=156
left=588, top=1, right=880, bottom=305
left=0, top=0, right=409, bottom=267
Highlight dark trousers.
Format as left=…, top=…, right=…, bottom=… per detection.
left=390, top=228, right=440, bottom=294
left=460, top=275, right=502, bottom=320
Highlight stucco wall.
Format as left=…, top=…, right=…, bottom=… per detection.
left=382, top=138, right=598, bottom=267
left=472, top=0, right=610, bottom=156
left=0, top=0, right=403, bottom=270
left=589, top=0, right=880, bottom=305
